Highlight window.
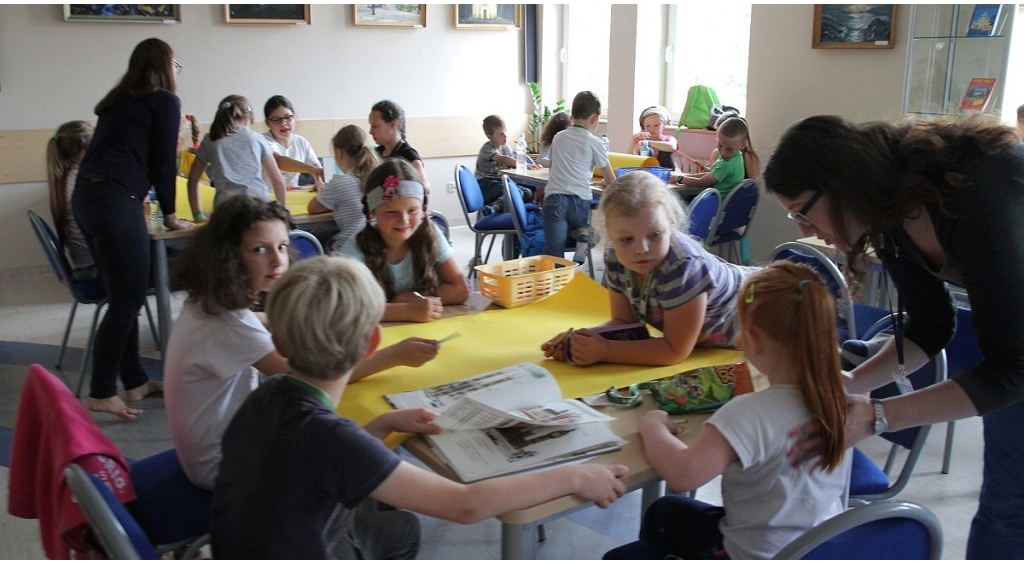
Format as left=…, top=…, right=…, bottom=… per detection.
left=562, top=5, right=611, bottom=115
left=666, top=4, right=751, bottom=117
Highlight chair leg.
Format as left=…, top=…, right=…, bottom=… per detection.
left=942, top=421, right=956, bottom=474
left=57, top=301, right=80, bottom=369
left=882, top=443, right=901, bottom=476
left=143, top=298, right=160, bottom=353
left=483, top=234, right=498, bottom=264
left=76, top=303, right=105, bottom=398
left=468, top=234, right=485, bottom=279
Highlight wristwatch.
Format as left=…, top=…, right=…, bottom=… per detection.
left=871, top=398, right=889, bottom=435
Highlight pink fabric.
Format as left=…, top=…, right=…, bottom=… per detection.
left=7, top=364, right=135, bottom=558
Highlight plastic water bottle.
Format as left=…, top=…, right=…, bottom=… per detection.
left=601, top=133, right=610, bottom=154
left=148, top=188, right=161, bottom=222
left=640, top=139, right=652, bottom=157
left=515, top=133, right=527, bottom=172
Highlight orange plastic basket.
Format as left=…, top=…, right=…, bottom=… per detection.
left=474, top=255, right=578, bottom=308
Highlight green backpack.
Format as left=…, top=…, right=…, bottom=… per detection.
left=679, top=85, right=720, bottom=130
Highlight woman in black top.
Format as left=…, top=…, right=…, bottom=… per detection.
left=368, top=100, right=430, bottom=191
left=764, top=114, right=1024, bottom=558
left=73, top=38, right=192, bottom=421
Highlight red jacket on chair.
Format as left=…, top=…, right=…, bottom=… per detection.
left=7, top=364, right=136, bottom=558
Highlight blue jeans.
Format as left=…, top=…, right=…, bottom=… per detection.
left=967, top=398, right=1024, bottom=558
left=542, top=193, right=590, bottom=258
left=604, top=495, right=725, bottom=559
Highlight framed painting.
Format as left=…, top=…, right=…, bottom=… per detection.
left=812, top=4, right=896, bottom=49
left=456, top=4, right=520, bottom=29
left=354, top=4, right=426, bottom=27
left=225, top=4, right=310, bottom=25
left=63, top=4, right=181, bottom=23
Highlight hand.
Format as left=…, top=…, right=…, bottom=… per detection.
left=787, top=395, right=874, bottom=470
left=312, top=167, right=325, bottom=192
left=786, top=420, right=823, bottom=468
left=406, top=296, right=443, bottom=323
left=527, top=163, right=543, bottom=170
left=393, top=337, right=440, bottom=367
left=570, top=464, right=628, bottom=508
left=565, top=328, right=603, bottom=366
left=541, top=331, right=569, bottom=362
left=638, top=409, right=676, bottom=435
left=163, top=215, right=193, bottom=230
left=373, top=408, right=442, bottom=435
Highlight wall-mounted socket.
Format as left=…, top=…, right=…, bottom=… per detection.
left=446, top=181, right=456, bottom=193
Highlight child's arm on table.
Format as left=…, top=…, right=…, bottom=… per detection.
left=383, top=296, right=443, bottom=323
left=674, top=171, right=716, bottom=188
left=349, top=337, right=440, bottom=383
left=275, top=153, right=325, bottom=191
left=595, top=165, right=616, bottom=188
left=567, top=291, right=706, bottom=366
left=186, top=157, right=208, bottom=221
left=363, top=408, right=442, bottom=440
left=307, top=194, right=332, bottom=215
left=371, top=461, right=628, bottom=523
left=263, top=154, right=288, bottom=210
left=432, top=257, right=471, bottom=305
left=638, top=410, right=736, bottom=493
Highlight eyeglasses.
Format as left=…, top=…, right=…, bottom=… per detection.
left=268, top=114, right=296, bottom=125
left=787, top=191, right=823, bottom=227
left=172, top=60, right=182, bottom=75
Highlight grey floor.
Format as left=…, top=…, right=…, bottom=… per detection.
left=0, top=225, right=984, bottom=559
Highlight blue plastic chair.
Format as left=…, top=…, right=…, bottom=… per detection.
left=454, top=164, right=518, bottom=274
left=289, top=230, right=324, bottom=260
left=769, top=241, right=856, bottom=342
left=708, top=179, right=758, bottom=265
left=935, top=304, right=981, bottom=474
left=686, top=188, right=720, bottom=248
left=128, top=449, right=212, bottom=555
left=64, top=463, right=160, bottom=559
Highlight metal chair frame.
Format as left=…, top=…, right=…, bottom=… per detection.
left=454, top=164, right=517, bottom=276
left=686, top=187, right=721, bottom=248
left=768, top=241, right=857, bottom=341
left=288, top=229, right=325, bottom=260
left=708, top=179, right=759, bottom=264
left=503, top=175, right=594, bottom=278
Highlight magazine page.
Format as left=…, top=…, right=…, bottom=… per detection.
left=385, top=362, right=560, bottom=411
left=428, top=421, right=627, bottom=482
left=433, top=398, right=614, bottom=431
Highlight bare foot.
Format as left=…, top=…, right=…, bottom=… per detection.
left=87, top=396, right=142, bottom=422
left=124, top=379, right=163, bottom=402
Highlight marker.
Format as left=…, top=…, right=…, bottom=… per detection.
left=550, top=327, right=574, bottom=347
left=413, top=291, right=427, bottom=300
left=438, top=331, right=462, bottom=344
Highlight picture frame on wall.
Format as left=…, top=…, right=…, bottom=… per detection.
left=455, top=4, right=520, bottom=29
left=63, top=4, right=181, bottom=23
left=812, top=4, right=896, bottom=49
left=224, top=4, right=310, bottom=25
left=353, top=4, right=426, bottom=27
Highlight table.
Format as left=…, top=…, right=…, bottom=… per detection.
left=502, top=167, right=703, bottom=200
left=338, top=275, right=743, bottom=558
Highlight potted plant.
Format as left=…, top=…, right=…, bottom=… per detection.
left=527, top=82, right=567, bottom=155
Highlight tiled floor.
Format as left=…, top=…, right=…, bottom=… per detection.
left=0, top=225, right=984, bottom=559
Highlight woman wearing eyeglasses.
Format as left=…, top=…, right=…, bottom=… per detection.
left=764, top=114, right=1024, bottom=559
left=262, top=95, right=324, bottom=191
left=72, top=38, right=192, bottom=422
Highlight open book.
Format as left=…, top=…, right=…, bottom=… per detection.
left=386, top=363, right=626, bottom=482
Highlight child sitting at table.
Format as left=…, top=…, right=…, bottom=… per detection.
left=629, top=106, right=677, bottom=170
left=210, top=256, right=629, bottom=558
left=187, top=95, right=287, bottom=222
left=339, top=159, right=470, bottom=323
left=672, top=116, right=752, bottom=198
left=543, top=172, right=754, bottom=366
left=164, top=195, right=440, bottom=493
left=46, top=120, right=95, bottom=279
left=604, top=262, right=848, bottom=559
left=262, top=95, right=325, bottom=191
left=543, top=91, right=616, bottom=259
left=475, top=114, right=539, bottom=215
left=307, top=124, right=381, bottom=252
left=369, top=99, right=430, bottom=192
left=538, top=111, right=571, bottom=168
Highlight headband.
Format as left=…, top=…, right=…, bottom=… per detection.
left=366, top=175, right=425, bottom=212
left=639, top=106, right=670, bottom=126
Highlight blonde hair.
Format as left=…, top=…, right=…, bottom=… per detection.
left=266, top=256, right=385, bottom=380
left=595, top=171, right=688, bottom=241
left=47, top=120, right=94, bottom=247
left=736, top=262, right=846, bottom=473
left=331, top=125, right=380, bottom=180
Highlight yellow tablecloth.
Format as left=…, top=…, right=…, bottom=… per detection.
left=339, top=274, right=743, bottom=447
left=595, top=152, right=659, bottom=177
left=171, top=176, right=316, bottom=217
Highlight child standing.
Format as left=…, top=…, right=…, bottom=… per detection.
left=672, top=116, right=754, bottom=198
left=629, top=106, right=678, bottom=170
left=47, top=120, right=95, bottom=278
left=605, top=262, right=848, bottom=559
left=475, top=114, right=539, bottom=213
left=543, top=91, right=616, bottom=258
left=187, top=95, right=287, bottom=221
left=369, top=99, right=430, bottom=192
left=262, top=95, right=325, bottom=191
left=543, top=172, right=753, bottom=366
left=210, top=256, right=628, bottom=558
left=307, top=125, right=381, bottom=252
left=339, top=159, right=470, bottom=323
left=165, top=196, right=441, bottom=491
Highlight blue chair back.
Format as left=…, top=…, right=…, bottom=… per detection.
left=456, top=164, right=485, bottom=213
left=504, top=175, right=528, bottom=237
left=947, top=306, right=983, bottom=376
left=769, top=241, right=856, bottom=341
left=686, top=188, right=720, bottom=247
left=712, top=179, right=759, bottom=240
left=27, top=210, right=105, bottom=301
left=128, top=449, right=212, bottom=546
left=289, top=230, right=324, bottom=260
left=64, top=464, right=159, bottom=559
left=428, top=210, right=451, bottom=243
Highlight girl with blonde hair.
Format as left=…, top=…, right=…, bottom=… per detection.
left=308, top=125, right=382, bottom=251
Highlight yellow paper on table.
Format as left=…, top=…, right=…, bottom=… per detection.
left=339, top=275, right=743, bottom=447
left=595, top=152, right=659, bottom=177
left=172, top=176, right=316, bottom=218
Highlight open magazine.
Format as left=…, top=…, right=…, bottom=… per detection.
left=386, top=363, right=626, bottom=482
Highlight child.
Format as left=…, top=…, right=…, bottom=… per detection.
left=543, top=172, right=753, bottom=366
left=605, top=262, right=848, bottom=559
left=262, top=95, right=324, bottom=191
left=46, top=120, right=95, bottom=278
left=543, top=91, right=616, bottom=258
left=210, top=256, right=628, bottom=558
left=307, top=125, right=381, bottom=252
left=629, top=105, right=677, bottom=170
left=672, top=116, right=753, bottom=198
left=369, top=99, right=430, bottom=192
left=475, top=114, right=539, bottom=213
left=339, top=159, right=470, bottom=323
left=187, top=95, right=287, bottom=221
left=164, top=196, right=440, bottom=491
left=538, top=111, right=571, bottom=167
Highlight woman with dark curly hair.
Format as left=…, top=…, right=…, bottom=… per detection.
left=763, top=114, right=1024, bottom=559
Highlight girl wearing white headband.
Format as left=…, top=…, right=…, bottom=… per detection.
left=339, top=159, right=470, bottom=323
left=630, top=105, right=677, bottom=170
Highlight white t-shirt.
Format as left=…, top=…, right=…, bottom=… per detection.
left=708, top=384, right=848, bottom=559
left=263, top=131, right=318, bottom=188
left=196, top=126, right=275, bottom=206
left=163, top=301, right=275, bottom=489
left=338, top=222, right=454, bottom=296
left=545, top=125, right=609, bottom=200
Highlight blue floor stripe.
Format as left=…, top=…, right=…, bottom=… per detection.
left=0, top=340, right=163, bottom=379
left=0, top=426, right=12, bottom=468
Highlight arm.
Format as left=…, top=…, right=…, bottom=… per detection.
left=349, top=337, right=440, bottom=383
left=638, top=410, right=736, bottom=493
left=371, top=461, right=628, bottom=523
left=274, top=153, right=324, bottom=189
left=648, top=136, right=677, bottom=154
left=595, top=165, right=616, bottom=187
left=263, top=154, right=288, bottom=209
left=432, top=256, right=471, bottom=305
left=187, top=157, right=207, bottom=220
left=251, top=349, right=290, bottom=378
left=362, top=408, right=441, bottom=440
left=307, top=195, right=332, bottom=215
left=676, top=172, right=716, bottom=188
left=382, top=297, right=443, bottom=323
left=542, top=289, right=635, bottom=361
left=846, top=380, right=977, bottom=447
left=492, top=153, right=517, bottom=167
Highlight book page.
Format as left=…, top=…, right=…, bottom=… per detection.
left=433, top=398, right=614, bottom=431
left=385, top=362, right=560, bottom=411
